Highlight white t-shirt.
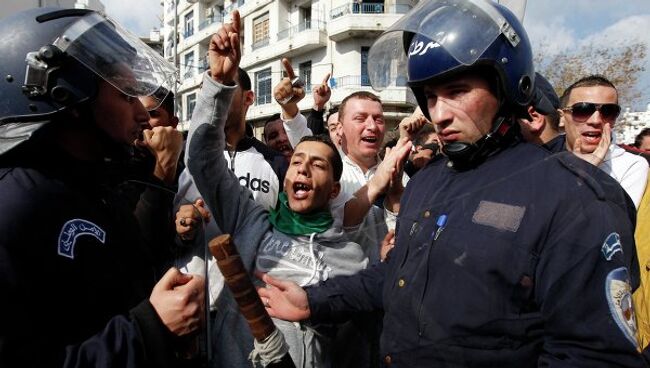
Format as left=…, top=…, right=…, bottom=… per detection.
left=599, top=144, right=649, bottom=208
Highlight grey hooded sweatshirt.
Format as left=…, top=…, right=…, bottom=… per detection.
left=186, top=73, right=368, bottom=367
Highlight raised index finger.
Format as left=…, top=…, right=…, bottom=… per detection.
left=281, top=58, right=295, bottom=79
left=230, top=10, right=241, bottom=33
left=321, top=72, right=331, bottom=85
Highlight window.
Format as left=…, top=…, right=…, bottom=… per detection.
left=253, top=13, right=269, bottom=49
left=361, top=46, right=370, bottom=86
left=184, top=11, right=194, bottom=38
left=186, top=93, right=197, bottom=120
left=255, top=68, right=272, bottom=105
left=299, top=61, right=312, bottom=91
left=300, top=6, right=312, bottom=31
left=184, top=51, right=195, bottom=78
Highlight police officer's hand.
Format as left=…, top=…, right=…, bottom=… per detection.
left=380, top=229, right=396, bottom=262
left=399, top=106, right=429, bottom=141
left=137, top=126, right=183, bottom=184
left=209, top=10, right=241, bottom=85
left=312, top=73, right=331, bottom=111
left=571, top=122, right=611, bottom=166
left=274, top=58, right=306, bottom=118
left=256, top=272, right=310, bottom=321
left=150, top=268, right=205, bottom=336
left=176, top=199, right=211, bottom=241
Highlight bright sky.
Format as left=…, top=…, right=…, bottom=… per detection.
left=103, top=0, right=650, bottom=110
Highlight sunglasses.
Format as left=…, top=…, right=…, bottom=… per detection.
left=562, top=102, right=621, bottom=123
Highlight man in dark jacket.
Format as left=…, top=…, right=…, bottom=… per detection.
left=0, top=8, right=204, bottom=368
left=257, top=1, right=645, bottom=367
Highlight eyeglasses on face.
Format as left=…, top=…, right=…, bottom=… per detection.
left=561, top=102, right=621, bottom=123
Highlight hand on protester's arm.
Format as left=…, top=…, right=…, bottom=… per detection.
left=343, top=137, right=411, bottom=227
left=175, top=199, right=211, bottom=241
left=312, top=73, right=331, bottom=111
left=149, top=268, right=205, bottom=336
left=274, top=58, right=306, bottom=119
left=399, top=106, right=429, bottom=141
left=136, top=126, right=183, bottom=185
left=208, top=10, right=241, bottom=84
left=380, top=230, right=396, bottom=262
left=256, top=272, right=311, bottom=321
left=570, top=122, right=610, bottom=167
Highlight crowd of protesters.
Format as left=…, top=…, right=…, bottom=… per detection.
left=1, top=1, right=650, bottom=368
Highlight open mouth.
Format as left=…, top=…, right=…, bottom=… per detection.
left=361, top=136, right=378, bottom=144
left=582, top=131, right=602, bottom=144
left=292, top=181, right=312, bottom=199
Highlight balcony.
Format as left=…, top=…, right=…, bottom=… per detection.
left=329, top=74, right=414, bottom=107
left=328, top=2, right=412, bottom=42
left=199, top=14, right=223, bottom=31
left=223, top=0, right=245, bottom=16
left=241, top=20, right=327, bottom=69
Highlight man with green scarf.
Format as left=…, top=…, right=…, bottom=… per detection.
left=184, top=11, right=410, bottom=368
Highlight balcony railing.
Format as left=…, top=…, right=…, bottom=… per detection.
left=223, top=0, right=245, bottom=16
left=330, top=2, right=412, bottom=19
left=330, top=75, right=371, bottom=88
left=199, top=14, right=223, bottom=31
left=331, top=74, right=409, bottom=88
left=277, top=20, right=326, bottom=41
left=252, top=37, right=270, bottom=50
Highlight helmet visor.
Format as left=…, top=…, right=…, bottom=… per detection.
left=54, top=12, right=176, bottom=108
left=369, top=0, right=510, bottom=90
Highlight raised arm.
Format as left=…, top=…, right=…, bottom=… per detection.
left=307, top=73, right=332, bottom=135
left=186, top=11, right=268, bottom=239
left=274, top=58, right=312, bottom=147
left=343, top=137, right=412, bottom=227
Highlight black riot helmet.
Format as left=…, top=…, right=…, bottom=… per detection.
left=0, top=7, right=176, bottom=156
left=368, top=0, right=535, bottom=168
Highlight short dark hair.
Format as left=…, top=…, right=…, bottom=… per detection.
left=545, top=110, right=561, bottom=130
left=380, top=137, right=398, bottom=160
left=635, top=128, right=650, bottom=148
left=264, top=113, right=282, bottom=126
left=560, top=74, right=618, bottom=107
left=413, top=124, right=436, bottom=146
left=296, top=134, right=343, bottom=181
left=237, top=67, right=251, bottom=91
left=338, top=91, right=382, bottom=122
left=262, top=113, right=282, bottom=142
left=326, top=106, right=339, bottom=121
left=159, top=90, right=175, bottom=116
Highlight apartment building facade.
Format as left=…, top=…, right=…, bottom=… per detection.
left=617, top=104, right=650, bottom=145
left=163, top=0, right=418, bottom=136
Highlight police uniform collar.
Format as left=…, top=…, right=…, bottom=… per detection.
left=444, top=116, right=520, bottom=170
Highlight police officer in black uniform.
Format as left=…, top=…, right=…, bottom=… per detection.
left=0, top=8, right=204, bottom=368
left=257, top=1, right=646, bottom=366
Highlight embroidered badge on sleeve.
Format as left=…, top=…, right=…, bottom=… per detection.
left=602, top=232, right=623, bottom=261
left=605, top=267, right=639, bottom=349
left=58, top=219, right=106, bottom=259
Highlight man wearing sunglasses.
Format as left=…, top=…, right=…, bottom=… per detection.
left=560, top=75, right=649, bottom=208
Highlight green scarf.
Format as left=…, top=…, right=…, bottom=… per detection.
left=268, top=192, right=333, bottom=236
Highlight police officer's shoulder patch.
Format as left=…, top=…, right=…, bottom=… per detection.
left=605, top=267, right=639, bottom=348
left=58, top=219, right=106, bottom=259
left=602, top=232, right=623, bottom=261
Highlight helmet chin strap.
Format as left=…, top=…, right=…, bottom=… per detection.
left=442, top=115, right=519, bottom=169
